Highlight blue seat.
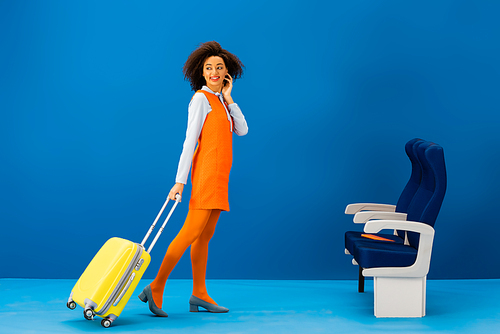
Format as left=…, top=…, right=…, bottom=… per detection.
left=346, top=141, right=434, bottom=262
left=344, top=138, right=424, bottom=255
left=346, top=142, right=447, bottom=317
left=344, top=138, right=426, bottom=292
left=352, top=241, right=418, bottom=268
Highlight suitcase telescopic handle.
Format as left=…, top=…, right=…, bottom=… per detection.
left=141, top=194, right=181, bottom=253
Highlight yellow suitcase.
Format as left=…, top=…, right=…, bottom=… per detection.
left=67, top=195, right=180, bottom=328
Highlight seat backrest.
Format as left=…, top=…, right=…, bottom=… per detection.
left=395, top=138, right=424, bottom=213
left=406, top=142, right=447, bottom=248
left=395, top=138, right=424, bottom=239
left=417, top=143, right=447, bottom=227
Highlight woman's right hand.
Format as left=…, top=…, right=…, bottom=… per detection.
left=169, top=183, right=184, bottom=201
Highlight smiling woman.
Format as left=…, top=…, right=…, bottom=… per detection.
left=138, top=41, right=248, bottom=317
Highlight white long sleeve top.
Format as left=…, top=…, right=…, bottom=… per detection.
left=175, top=86, right=248, bottom=185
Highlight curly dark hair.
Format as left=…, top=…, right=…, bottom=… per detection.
left=183, top=41, right=244, bottom=91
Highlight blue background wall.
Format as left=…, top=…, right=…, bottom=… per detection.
left=1, top=0, right=499, bottom=280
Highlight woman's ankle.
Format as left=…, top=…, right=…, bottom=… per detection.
left=150, top=282, right=165, bottom=308
left=192, top=292, right=217, bottom=305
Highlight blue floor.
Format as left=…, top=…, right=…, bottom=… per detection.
left=0, top=279, right=499, bottom=333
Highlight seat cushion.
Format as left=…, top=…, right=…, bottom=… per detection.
left=345, top=231, right=404, bottom=255
left=352, top=240, right=418, bottom=268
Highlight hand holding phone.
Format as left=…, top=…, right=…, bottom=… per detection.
left=222, top=73, right=234, bottom=103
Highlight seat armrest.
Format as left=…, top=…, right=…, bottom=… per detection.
left=362, top=220, right=435, bottom=278
left=353, top=211, right=407, bottom=224
left=364, top=220, right=434, bottom=236
left=345, top=203, right=396, bottom=214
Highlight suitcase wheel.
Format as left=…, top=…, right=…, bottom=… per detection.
left=101, top=318, right=113, bottom=328
left=83, top=308, right=95, bottom=320
left=67, top=301, right=77, bottom=310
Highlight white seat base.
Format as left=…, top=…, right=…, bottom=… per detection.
left=373, top=276, right=426, bottom=318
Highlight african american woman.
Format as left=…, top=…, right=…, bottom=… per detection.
left=138, top=41, right=248, bottom=316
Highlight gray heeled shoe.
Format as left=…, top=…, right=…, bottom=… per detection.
left=189, top=295, right=229, bottom=313
left=138, top=284, right=168, bottom=317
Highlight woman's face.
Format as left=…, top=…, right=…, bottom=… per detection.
left=203, top=56, right=228, bottom=93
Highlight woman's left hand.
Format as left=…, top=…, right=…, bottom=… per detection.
left=222, top=73, right=234, bottom=104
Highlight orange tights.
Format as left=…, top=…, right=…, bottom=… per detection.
left=150, top=209, right=221, bottom=308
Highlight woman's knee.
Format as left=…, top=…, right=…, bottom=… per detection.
left=176, top=226, right=204, bottom=246
left=194, top=232, right=212, bottom=246
left=178, top=210, right=211, bottom=242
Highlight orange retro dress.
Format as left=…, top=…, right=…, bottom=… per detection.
left=189, top=90, right=233, bottom=211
